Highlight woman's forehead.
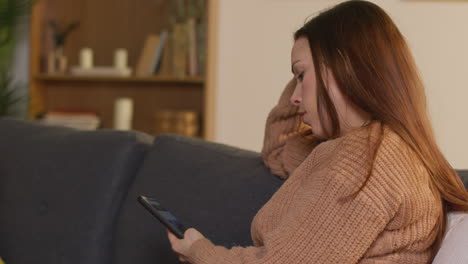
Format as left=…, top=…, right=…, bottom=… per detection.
left=291, top=38, right=312, bottom=63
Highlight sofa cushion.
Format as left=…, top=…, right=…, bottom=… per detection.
left=433, top=212, right=468, bottom=264
left=456, top=170, right=468, bottom=190
left=112, top=135, right=284, bottom=264
left=0, top=119, right=151, bottom=264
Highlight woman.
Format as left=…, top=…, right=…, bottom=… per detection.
left=167, top=1, right=468, bottom=263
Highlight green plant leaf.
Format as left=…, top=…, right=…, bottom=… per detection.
left=0, top=0, right=35, bottom=46
left=0, top=69, right=26, bottom=117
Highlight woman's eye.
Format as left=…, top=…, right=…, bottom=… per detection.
left=297, top=72, right=304, bottom=81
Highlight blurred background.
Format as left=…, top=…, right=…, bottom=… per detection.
left=2, top=0, right=467, bottom=169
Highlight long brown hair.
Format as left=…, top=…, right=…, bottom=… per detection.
left=294, top=0, right=468, bottom=258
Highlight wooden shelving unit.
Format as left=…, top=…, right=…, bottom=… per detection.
left=28, top=0, right=218, bottom=140
left=34, top=74, right=205, bottom=84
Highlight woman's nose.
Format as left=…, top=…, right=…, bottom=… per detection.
left=290, top=86, right=302, bottom=106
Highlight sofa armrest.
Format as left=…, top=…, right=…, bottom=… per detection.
left=0, top=119, right=152, bottom=264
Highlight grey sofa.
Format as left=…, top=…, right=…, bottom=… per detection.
left=0, top=119, right=467, bottom=264
left=0, top=119, right=282, bottom=264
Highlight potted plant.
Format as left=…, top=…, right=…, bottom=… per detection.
left=151, top=0, right=207, bottom=77
left=0, top=0, right=35, bottom=117
left=47, top=19, right=79, bottom=73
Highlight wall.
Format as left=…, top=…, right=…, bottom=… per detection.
left=10, top=17, right=30, bottom=118
left=214, top=0, right=468, bottom=169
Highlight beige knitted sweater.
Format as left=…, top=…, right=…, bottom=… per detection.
left=186, top=81, right=441, bottom=263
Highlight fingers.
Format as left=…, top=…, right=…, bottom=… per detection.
left=167, top=229, right=186, bottom=262
left=301, top=129, right=313, bottom=136
left=167, top=230, right=178, bottom=244
left=185, top=228, right=204, bottom=241
left=279, top=131, right=298, bottom=142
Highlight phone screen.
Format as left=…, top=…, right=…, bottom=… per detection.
left=138, top=195, right=187, bottom=239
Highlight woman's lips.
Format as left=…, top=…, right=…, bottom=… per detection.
left=298, top=112, right=306, bottom=122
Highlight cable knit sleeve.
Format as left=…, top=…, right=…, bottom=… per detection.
left=185, top=140, right=402, bottom=264
left=260, top=78, right=319, bottom=179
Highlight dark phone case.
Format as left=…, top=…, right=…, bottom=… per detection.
left=138, top=195, right=187, bottom=239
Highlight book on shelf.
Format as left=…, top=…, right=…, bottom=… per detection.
left=187, top=18, right=198, bottom=76
left=135, top=34, right=159, bottom=76
left=158, top=32, right=173, bottom=76
left=170, top=19, right=206, bottom=78
left=152, top=30, right=168, bottom=74
left=196, top=21, right=207, bottom=76
left=134, top=20, right=205, bottom=78
left=172, top=23, right=188, bottom=78
left=41, top=110, right=101, bottom=130
left=135, top=31, right=168, bottom=77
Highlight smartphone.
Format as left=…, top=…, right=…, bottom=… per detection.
left=137, top=195, right=188, bottom=239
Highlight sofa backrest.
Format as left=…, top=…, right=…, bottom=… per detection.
left=0, top=119, right=152, bottom=264
left=111, top=134, right=466, bottom=264
left=112, top=135, right=284, bottom=264
left=1, top=119, right=466, bottom=264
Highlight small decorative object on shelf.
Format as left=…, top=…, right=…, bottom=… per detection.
left=79, top=48, right=93, bottom=69
left=47, top=20, right=80, bottom=74
left=47, top=48, right=67, bottom=74
left=174, top=111, right=199, bottom=136
left=72, top=47, right=132, bottom=77
left=41, top=110, right=101, bottom=130
left=113, top=97, right=134, bottom=130
left=154, top=110, right=174, bottom=134
left=114, top=49, right=129, bottom=70
left=154, top=110, right=199, bottom=137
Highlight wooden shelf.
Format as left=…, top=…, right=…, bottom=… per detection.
left=28, top=0, right=218, bottom=140
left=34, top=74, right=205, bottom=84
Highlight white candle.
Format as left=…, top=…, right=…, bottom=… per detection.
left=113, top=97, right=134, bottom=130
left=80, top=48, right=93, bottom=69
left=114, top=48, right=128, bottom=70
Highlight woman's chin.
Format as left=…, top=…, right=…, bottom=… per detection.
left=310, top=126, right=327, bottom=140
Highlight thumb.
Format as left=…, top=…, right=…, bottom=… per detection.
left=185, top=228, right=204, bottom=241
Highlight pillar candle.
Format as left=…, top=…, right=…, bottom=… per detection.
left=114, top=49, right=128, bottom=70
left=80, top=48, right=93, bottom=69
left=113, top=97, right=134, bottom=130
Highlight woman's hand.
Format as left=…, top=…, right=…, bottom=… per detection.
left=167, top=228, right=205, bottom=263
